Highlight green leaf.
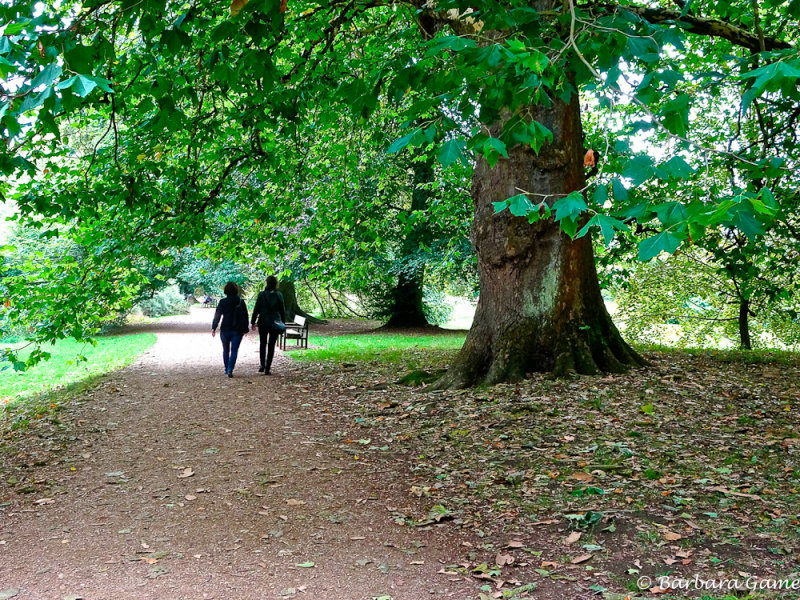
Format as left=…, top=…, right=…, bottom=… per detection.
left=507, top=194, right=534, bottom=217
left=611, top=178, right=629, bottom=203
left=657, top=156, right=695, bottom=180
left=437, top=139, right=467, bottom=168
left=552, top=191, right=587, bottom=223
left=387, top=129, right=420, bottom=154
left=622, top=155, right=655, bottom=186
left=577, top=214, right=630, bottom=245
left=482, top=137, right=508, bottom=168
left=638, top=231, right=683, bottom=261
left=56, top=75, right=112, bottom=98
left=426, top=36, right=476, bottom=57
left=627, top=37, right=661, bottom=64
left=31, top=63, right=62, bottom=89
left=529, top=120, right=553, bottom=154
left=655, top=201, right=688, bottom=227
left=732, top=211, right=765, bottom=240
left=0, top=37, right=11, bottom=55
left=659, top=94, right=691, bottom=137
left=19, top=87, right=53, bottom=113
left=592, top=185, right=608, bottom=207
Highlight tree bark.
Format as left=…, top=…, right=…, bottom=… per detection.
left=384, top=155, right=434, bottom=329
left=738, top=297, right=752, bottom=350
left=278, top=280, right=328, bottom=324
left=438, top=91, right=644, bottom=388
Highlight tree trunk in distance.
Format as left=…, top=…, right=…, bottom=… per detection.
left=739, top=297, right=752, bottom=350
left=278, top=280, right=328, bottom=324
left=384, top=155, right=434, bottom=329
left=437, top=93, right=644, bottom=388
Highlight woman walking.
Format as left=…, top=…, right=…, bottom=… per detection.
left=211, top=282, right=249, bottom=378
left=250, top=275, right=286, bottom=375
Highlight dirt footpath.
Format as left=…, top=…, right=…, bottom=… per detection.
left=0, top=309, right=478, bottom=600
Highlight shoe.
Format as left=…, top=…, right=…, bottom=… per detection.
left=258, top=366, right=265, bottom=373
left=227, top=372, right=233, bottom=378
left=264, top=370, right=271, bottom=375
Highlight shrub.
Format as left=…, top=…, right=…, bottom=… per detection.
left=135, top=286, right=190, bottom=318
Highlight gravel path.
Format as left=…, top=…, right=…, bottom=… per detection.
left=0, top=309, right=478, bottom=600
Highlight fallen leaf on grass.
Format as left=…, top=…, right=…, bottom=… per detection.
left=571, top=554, right=592, bottom=564
left=663, top=531, right=682, bottom=541
left=569, top=472, right=593, bottom=482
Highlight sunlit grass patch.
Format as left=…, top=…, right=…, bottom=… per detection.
left=0, top=334, right=157, bottom=422
left=290, top=333, right=466, bottom=364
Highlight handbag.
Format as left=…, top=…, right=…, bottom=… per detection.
left=272, top=320, right=287, bottom=334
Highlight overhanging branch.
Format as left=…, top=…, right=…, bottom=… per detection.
left=588, top=3, right=793, bottom=52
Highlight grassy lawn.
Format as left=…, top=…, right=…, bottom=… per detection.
left=290, top=332, right=467, bottom=364
left=0, top=333, right=157, bottom=412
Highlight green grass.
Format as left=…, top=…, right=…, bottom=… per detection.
left=290, top=332, right=467, bottom=364
left=0, top=333, right=157, bottom=408
left=637, top=343, right=800, bottom=364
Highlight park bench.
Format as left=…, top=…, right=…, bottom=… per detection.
left=280, top=315, right=309, bottom=350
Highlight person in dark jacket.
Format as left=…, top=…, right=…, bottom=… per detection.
left=212, top=281, right=249, bottom=378
left=250, top=275, right=286, bottom=375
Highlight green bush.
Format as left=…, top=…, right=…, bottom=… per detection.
left=135, top=286, right=190, bottom=318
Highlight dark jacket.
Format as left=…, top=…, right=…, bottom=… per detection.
left=251, top=290, right=286, bottom=327
left=212, top=295, right=247, bottom=331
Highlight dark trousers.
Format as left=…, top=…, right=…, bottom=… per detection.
left=219, top=329, right=244, bottom=374
left=258, top=326, right=279, bottom=371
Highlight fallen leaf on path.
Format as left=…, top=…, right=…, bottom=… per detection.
left=564, top=531, right=582, bottom=545
left=34, top=498, right=55, bottom=505
left=663, top=531, right=682, bottom=541
left=177, top=468, right=194, bottom=478
left=571, top=554, right=592, bottom=564
left=287, top=498, right=306, bottom=506
left=495, top=553, right=514, bottom=567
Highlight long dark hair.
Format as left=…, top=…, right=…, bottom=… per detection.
left=223, top=281, right=239, bottom=296
left=265, top=276, right=278, bottom=291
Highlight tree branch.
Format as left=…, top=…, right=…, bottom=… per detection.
left=587, top=3, right=792, bottom=52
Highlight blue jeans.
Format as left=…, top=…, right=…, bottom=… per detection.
left=219, top=329, right=244, bottom=374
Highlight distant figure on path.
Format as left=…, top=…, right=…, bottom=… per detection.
left=250, top=275, right=286, bottom=375
left=212, top=282, right=249, bottom=378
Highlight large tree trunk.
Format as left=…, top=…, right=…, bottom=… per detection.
left=278, top=280, right=327, bottom=324
left=438, top=92, right=643, bottom=388
left=384, top=155, right=434, bottom=329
